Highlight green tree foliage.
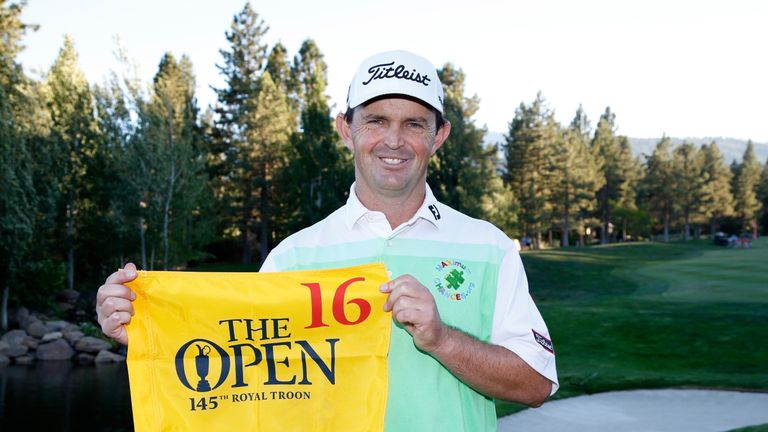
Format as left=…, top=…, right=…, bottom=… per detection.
left=212, top=3, right=273, bottom=265
left=699, top=141, right=734, bottom=234
left=0, top=0, right=38, bottom=330
left=732, top=141, right=763, bottom=228
left=44, top=36, right=99, bottom=291
left=245, top=71, right=293, bottom=266
left=591, top=107, right=635, bottom=244
left=642, top=136, right=676, bottom=241
left=276, top=39, right=352, bottom=240
left=758, top=158, right=768, bottom=233
left=672, top=142, right=707, bottom=240
left=428, top=63, right=504, bottom=224
left=503, top=92, right=557, bottom=248
left=139, top=53, right=209, bottom=269
left=550, top=105, right=601, bottom=246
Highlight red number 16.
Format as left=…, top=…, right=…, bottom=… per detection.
left=302, top=277, right=371, bottom=328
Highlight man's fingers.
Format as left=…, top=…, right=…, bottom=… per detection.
left=101, top=311, right=132, bottom=345
left=98, top=296, right=135, bottom=320
left=383, top=278, right=429, bottom=311
left=96, top=283, right=136, bottom=308
left=104, top=264, right=138, bottom=286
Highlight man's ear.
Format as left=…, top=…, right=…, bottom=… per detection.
left=431, top=120, right=452, bottom=155
left=335, top=113, right=354, bottom=152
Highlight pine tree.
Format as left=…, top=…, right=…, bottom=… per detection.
left=700, top=141, right=734, bottom=235
left=550, top=106, right=600, bottom=247
left=212, top=4, right=273, bottom=264
left=244, top=71, right=293, bottom=265
left=428, top=63, right=500, bottom=221
left=732, top=141, right=763, bottom=228
left=503, top=92, right=557, bottom=248
left=757, top=158, right=768, bottom=233
left=92, top=60, right=140, bottom=267
left=277, top=39, right=352, bottom=240
left=0, top=0, right=38, bottom=330
left=612, top=136, right=643, bottom=241
left=672, top=142, right=707, bottom=240
left=591, top=107, right=634, bottom=243
left=140, top=53, right=206, bottom=269
left=642, top=137, right=675, bottom=241
left=45, top=36, right=99, bottom=290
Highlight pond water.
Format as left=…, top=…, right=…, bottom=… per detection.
left=0, top=362, right=133, bottom=431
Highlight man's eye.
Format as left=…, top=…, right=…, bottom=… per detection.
left=407, top=122, right=425, bottom=129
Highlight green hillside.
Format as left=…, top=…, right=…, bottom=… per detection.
left=497, top=238, right=768, bottom=416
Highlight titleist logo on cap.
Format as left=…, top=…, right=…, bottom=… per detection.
left=362, top=61, right=431, bottom=87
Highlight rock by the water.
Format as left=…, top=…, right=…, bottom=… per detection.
left=15, top=355, right=35, bottom=365
left=15, top=307, right=31, bottom=328
left=0, top=340, right=8, bottom=353
left=42, top=332, right=63, bottom=342
left=0, top=354, right=9, bottom=365
left=27, top=321, right=49, bottom=338
left=46, top=320, right=69, bottom=331
left=94, top=350, right=126, bottom=364
left=77, top=353, right=95, bottom=365
left=36, top=339, right=75, bottom=360
left=4, top=344, right=28, bottom=357
left=57, top=289, right=80, bottom=304
left=75, top=336, right=112, bottom=353
left=2, top=329, right=27, bottom=345
left=63, top=330, right=84, bottom=344
left=23, top=337, right=38, bottom=350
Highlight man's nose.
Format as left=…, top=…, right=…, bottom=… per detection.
left=382, top=125, right=404, bottom=149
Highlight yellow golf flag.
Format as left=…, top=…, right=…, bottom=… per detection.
left=126, top=263, right=390, bottom=432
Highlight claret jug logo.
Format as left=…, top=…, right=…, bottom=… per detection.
left=432, top=259, right=476, bottom=302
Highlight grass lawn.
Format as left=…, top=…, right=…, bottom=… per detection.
left=496, top=237, right=768, bottom=417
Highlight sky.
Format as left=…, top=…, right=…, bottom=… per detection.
left=17, top=0, right=768, bottom=142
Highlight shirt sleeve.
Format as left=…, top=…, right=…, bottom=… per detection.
left=259, top=251, right=278, bottom=272
left=490, top=248, right=559, bottom=395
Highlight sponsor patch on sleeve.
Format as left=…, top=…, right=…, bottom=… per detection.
left=532, top=329, right=555, bottom=354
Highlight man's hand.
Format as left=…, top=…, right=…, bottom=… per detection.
left=96, top=262, right=138, bottom=345
left=380, top=273, right=552, bottom=405
left=380, top=274, right=447, bottom=353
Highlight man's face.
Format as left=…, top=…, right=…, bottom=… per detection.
left=336, top=97, right=450, bottom=202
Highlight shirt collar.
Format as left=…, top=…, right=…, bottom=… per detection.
left=343, top=182, right=443, bottom=230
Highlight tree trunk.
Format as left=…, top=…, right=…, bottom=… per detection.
left=66, top=199, right=75, bottom=292
left=561, top=211, right=570, bottom=248
left=600, top=188, right=609, bottom=244
left=162, top=163, right=176, bottom=270
left=259, top=162, right=269, bottom=267
left=139, top=215, right=147, bottom=270
left=1, top=284, right=9, bottom=333
left=710, top=218, right=717, bottom=237
left=663, top=208, right=670, bottom=242
left=242, top=182, right=253, bottom=265
left=622, top=219, right=628, bottom=242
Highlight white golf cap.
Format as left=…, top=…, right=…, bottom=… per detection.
left=346, top=50, right=444, bottom=113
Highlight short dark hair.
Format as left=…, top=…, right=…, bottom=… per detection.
left=344, top=95, right=446, bottom=131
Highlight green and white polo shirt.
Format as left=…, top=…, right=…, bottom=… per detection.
left=261, top=184, right=558, bottom=432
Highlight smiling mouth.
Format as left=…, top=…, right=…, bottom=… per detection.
left=379, top=157, right=408, bottom=165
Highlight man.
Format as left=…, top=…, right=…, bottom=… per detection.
left=97, top=50, right=557, bottom=431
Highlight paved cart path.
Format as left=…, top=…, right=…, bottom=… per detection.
left=498, top=389, right=768, bottom=432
